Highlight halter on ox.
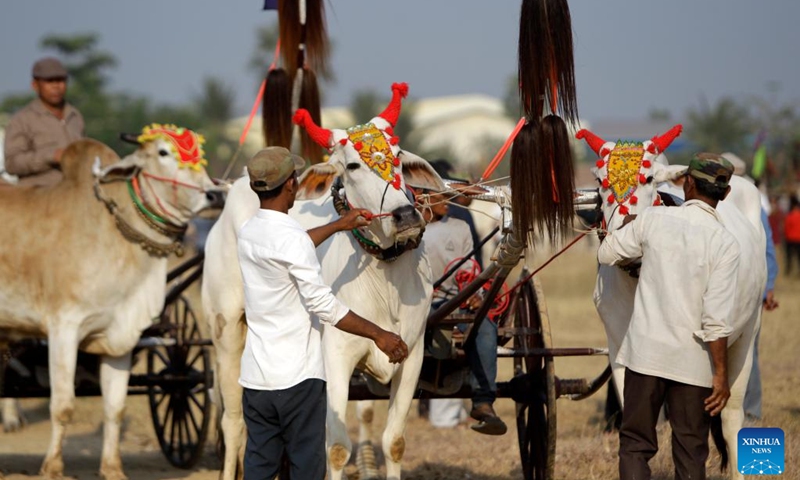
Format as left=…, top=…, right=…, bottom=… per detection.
left=93, top=124, right=223, bottom=257
left=293, top=82, right=428, bottom=261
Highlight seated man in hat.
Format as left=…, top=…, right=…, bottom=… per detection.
left=418, top=186, right=507, bottom=435
left=3, top=57, right=84, bottom=187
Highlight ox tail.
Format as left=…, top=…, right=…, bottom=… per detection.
left=356, top=440, right=381, bottom=480
left=710, top=414, right=728, bottom=472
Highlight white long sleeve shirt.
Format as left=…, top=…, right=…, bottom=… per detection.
left=597, top=200, right=740, bottom=388
left=237, top=209, right=349, bottom=390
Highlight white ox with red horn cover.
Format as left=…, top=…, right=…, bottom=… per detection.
left=204, top=83, right=447, bottom=480
left=578, top=125, right=766, bottom=478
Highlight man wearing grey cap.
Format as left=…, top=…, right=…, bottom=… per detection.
left=237, top=147, right=409, bottom=479
left=3, top=57, right=84, bottom=187
left=598, top=153, right=739, bottom=479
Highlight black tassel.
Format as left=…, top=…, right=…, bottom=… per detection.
left=299, top=68, right=325, bottom=164
left=263, top=68, right=293, bottom=148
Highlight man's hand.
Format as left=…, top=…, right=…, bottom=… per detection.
left=337, top=208, right=372, bottom=231
left=704, top=374, right=730, bottom=416
left=374, top=331, right=409, bottom=364
left=763, top=291, right=779, bottom=311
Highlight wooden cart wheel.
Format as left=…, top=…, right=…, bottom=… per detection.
left=513, top=277, right=557, bottom=480
left=147, top=295, right=212, bottom=469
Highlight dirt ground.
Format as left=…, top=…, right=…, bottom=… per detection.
left=1, top=242, right=797, bottom=479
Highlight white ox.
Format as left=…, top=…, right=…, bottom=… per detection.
left=204, top=83, right=446, bottom=480
left=0, top=130, right=220, bottom=480
left=577, top=126, right=766, bottom=478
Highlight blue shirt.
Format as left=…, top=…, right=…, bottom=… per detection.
left=762, top=209, right=778, bottom=295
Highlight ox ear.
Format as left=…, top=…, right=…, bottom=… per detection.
left=296, top=163, right=342, bottom=200
left=399, top=151, right=447, bottom=192
left=652, top=163, right=688, bottom=184
left=92, top=153, right=146, bottom=182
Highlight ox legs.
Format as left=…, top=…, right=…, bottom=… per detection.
left=215, top=314, right=246, bottom=480
left=382, top=344, right=424, bottom=480
left=325, top=353, right=359, bottom=480
left=2, top=398, right=25, bottom=432
left=721, top=318, right=759, bottom=480
left=99, top=352, right=132, bottom=480
left=40, top=325, right=80, bottom=479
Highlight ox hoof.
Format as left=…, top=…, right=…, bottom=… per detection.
left=3, top=416, right=25, bottom=432
left=40, top=457, right=65, bottom=479
left=100, top=467, right=128, bottom=480
left=100, top=459, right=128, bottom=480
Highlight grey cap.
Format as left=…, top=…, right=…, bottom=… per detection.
left=247, top=147, right=306, bottom=192
left=32, top=57, right=68, bottom=79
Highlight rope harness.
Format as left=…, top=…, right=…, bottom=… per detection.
left=330, top=179, right=423, bottom=262
left=94, top=171, right=196, bottom=258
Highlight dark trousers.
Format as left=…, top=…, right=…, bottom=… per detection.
left=243, top=379, right=327, bottom=480
left=619, top=369, right=712, bottom=480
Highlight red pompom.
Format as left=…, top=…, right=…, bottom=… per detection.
left=619, top=205, right=629, bottom=215
left=354, top=141, right=363, bottom=150
left=639, top=174, right=646, bottom=184
left=607, top=193, right=615, bottom=204
left=647, top=143, right=656, bottom=154
left=653, top=196, right=661, bottom=206
left=392, top=157, right=400, bottom=166
left=339, top=138, right=348, bottom=146
left=391, top=82, right=409, bottom=98
left=385, top=126, right=394, bottom=136
left=599, top=147, right=610, bottom=157
left=391, top=174, right=402, bottom=189
left=596, top=159, right=605, bottom=168
left=630, top=195, right=638, bottom=205
left=390, top=136, right=399, bottom=145
left=602, top=178, right=610, bottom=189
left=642, top=160, right=651, bottom=168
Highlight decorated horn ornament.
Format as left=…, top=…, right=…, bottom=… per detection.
left=377, top=83, right=409, bottom=127
left=575, top=129, right=609, bottom=157
left=293, top=109, right=332, bottom=148
left=649, top=124, right=683, bottom=154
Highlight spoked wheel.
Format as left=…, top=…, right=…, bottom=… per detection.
left=147, top=295, right=212, bottom=468
left=513, top=276, right=556, bottom=480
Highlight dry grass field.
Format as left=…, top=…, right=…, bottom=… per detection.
left=1, top=240, right=797, bottom=479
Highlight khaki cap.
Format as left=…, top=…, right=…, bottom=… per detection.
left=247, top=147, right=306, bottom=192
left=32, top=57, right=68, bottom=79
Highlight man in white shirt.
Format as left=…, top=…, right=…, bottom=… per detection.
left=237, top=147, right=409, bottom=480
left=598, top=153, right=739, bottom=480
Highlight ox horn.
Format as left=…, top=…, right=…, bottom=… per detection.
left=650, top=124, right=683, bottom=153
left=377, top=82, right=409, bottom=127
left=575, top=129, right=608, bottom=156
left=293, top=109, right=333, bottom=148
left=119, top=133, right=141, bottom=145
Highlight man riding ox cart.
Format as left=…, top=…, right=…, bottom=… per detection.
left=204, top=83, right=448, bottom=480
left=577, top=126, right=766, bottom=479
left=0, top=125, right=223, bottom=480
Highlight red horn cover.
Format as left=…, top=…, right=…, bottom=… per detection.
left=293, top=109, right=332, bottom=148
left=377, top=83, right=409, bottom=127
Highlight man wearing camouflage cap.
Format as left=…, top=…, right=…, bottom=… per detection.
left=598, top=153, right=739, bottom=479
left=237, top=147, right=409, bottom=479
left=3, top=57, right=84, bottom=187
